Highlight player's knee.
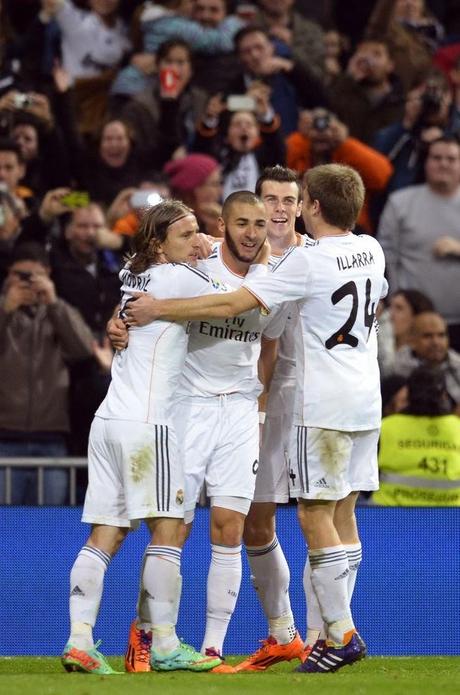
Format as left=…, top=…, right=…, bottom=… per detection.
left=243, top=519, right=274, bottom=546
left=243, top=503, right=276, bottom=545
left=211, top=511, right=245, bottom=546
left=147, top=517, right=186, bottom=547
left=88, top=525, right=128, bottom=556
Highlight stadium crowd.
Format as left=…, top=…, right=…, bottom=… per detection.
left=0, top=1, right=459, bottom=500
left=1, top=0, right=460, bottom=680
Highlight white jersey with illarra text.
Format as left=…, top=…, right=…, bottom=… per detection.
left=243, top=234, right=388, bottom=431
left=96, top=262, right=230, bottom=424
left=176, top=244, right=288, bottom=399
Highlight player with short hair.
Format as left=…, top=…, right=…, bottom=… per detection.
left=61, top=200, right=225, bottom=675
left=139, top=164, right=387, bottom=673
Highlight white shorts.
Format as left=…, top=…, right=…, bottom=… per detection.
left=288, top=426, right=380, bottom=501
left=254, top=411, right=292, bottom=504
left=82, top=416, right=185, bottom=527
left=174, top=394, right=259, bottom=513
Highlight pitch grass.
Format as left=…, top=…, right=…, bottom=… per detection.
left=1, top=656, right=459, bottom=695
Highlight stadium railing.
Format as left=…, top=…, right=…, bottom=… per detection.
left=0, top=457, right=87, bottom=505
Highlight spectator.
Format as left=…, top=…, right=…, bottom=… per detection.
left=50, top=203, right=120, bottom=455
left=0, top=139, right=31, bottom=280
left=194, top=84, right=285, bottom=200
left=374, top=366, right=460, bottom=507
left=111, top=0, right=243, bottom=98
left=322, top=28, right=349, bottom=86
left=0, top=242, right=93, bottom=504
left=329, top=39, right=405, bottom=145
left=163, top=153, right=223, bottom=236
left=40, top=0, right=131, bottom=82
left=231, top=26, right=329, bottom=136
left=365, top=0, right=443, bottom=92
left=286, top=108, right=393, bottom=234
left=75, top=119, right=152, bottom=207
left=10, top=112, right=71, bottom=196
left=253, top=0, right=326, bottom=83
left=389, top=311, right=460, bottom=412
left=37, top=0, right=132, bottom=136
left=373, top=70, right=459, bottom=194
left=118, top=38, right=207, bottom=156
left=377, top=288, right=435, bottom=378
left=378, top=136, right=460, bottom=350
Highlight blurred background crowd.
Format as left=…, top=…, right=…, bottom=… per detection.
left=0, top=0, right=459, bottom=506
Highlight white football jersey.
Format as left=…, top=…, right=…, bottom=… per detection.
left=243, top=234, right=388, bottom=431
left=176, top=244, right=288, bottom=399
left=266, top=234, right=314, bottom=415
left=96, top=263, right=230, bottom=424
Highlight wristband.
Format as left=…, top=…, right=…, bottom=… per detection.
left=258, top=411, right=266, bottom=424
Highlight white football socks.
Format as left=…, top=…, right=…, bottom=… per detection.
left=69, top=545, right=111, bottom=650
left=143, top=545, right=182, bottom=654
left=201, top=544, right=242, bottom=655
left=303, top=556, right=325, bottom=647
left=344, top=542, right=362, bottom=602
left=308, top=545, right=355, bottom=646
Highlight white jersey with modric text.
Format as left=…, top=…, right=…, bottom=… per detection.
left=175, top=243, right=288, bottom=400
left=96, top=262, right=230, bottom=424
left=243, top=234, right=388, bottom=431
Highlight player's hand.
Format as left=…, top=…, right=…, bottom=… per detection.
left=432, top=236, right=460, bottom=257
left=196, top=232, right=215, bottom=259
left=124, top=293, right=160, bottom=327
left=254, top=239, right=271, bottom=266
left=107, top=316, right=129, bottom=351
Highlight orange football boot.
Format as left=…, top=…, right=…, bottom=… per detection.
left=233, top=632, right=304, bottom=672
left=124, top=620, right=152, bottom=672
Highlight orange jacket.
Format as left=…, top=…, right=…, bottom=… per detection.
left=286, top=134, right=393, bottom=233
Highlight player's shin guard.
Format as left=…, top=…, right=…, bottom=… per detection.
left=201, top=544, right=242, bottom=655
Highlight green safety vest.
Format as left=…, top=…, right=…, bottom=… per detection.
left=374, top=414, right=460, bottom=506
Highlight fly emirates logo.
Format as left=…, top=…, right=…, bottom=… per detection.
left=198, top=316, right=260, bottom=343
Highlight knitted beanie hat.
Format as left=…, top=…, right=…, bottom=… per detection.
left=164, top=154, right=220, bottom=192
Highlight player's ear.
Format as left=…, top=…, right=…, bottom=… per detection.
left=296, top=201, right=302, bottom=217
left=217, top=216, right=225, bottom=235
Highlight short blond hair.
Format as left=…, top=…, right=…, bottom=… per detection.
left=303, top=164, right=365, bottom=230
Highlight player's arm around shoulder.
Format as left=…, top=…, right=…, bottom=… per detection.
left=129, top=287, right=260, bottom=323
